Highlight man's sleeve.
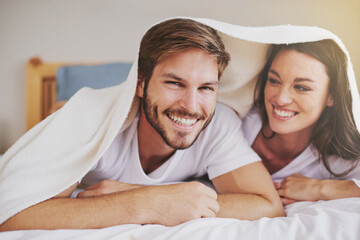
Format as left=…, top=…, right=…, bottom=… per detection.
left=203, top=103, right=261, bottom=180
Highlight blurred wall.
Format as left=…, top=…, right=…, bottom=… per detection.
left=0, top=0, right=359, bottom=153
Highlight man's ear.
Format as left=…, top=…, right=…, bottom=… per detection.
left=327, top=94, right=334, bottom=107
left=136, top=76, right=145, bottom=98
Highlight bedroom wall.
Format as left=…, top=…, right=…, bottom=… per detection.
left=0, top=0, right=359, bottom=154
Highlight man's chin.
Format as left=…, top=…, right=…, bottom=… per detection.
left=167, top=142, right=193, bottom=150
left=161, top=121, right=206, bottom=149
left=164, top=134, right=200, bottom=150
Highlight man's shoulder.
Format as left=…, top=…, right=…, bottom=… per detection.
left=212, top=102, right=241, bottom=124
left=200, top=102, right=241, bottom=137
left=241, top=107, right=261, bottom=132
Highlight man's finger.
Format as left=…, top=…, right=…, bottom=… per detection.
left=277, top=188, right=284, bottom=196
left=201, top=206, right=217, bottom=218
left=281, top=197, right=296, bottom=206
left=207, top=198, right=220, bottom=213
left=273, top=181, right=281, bottom=189
left=77, top=190, right=97, bottom=198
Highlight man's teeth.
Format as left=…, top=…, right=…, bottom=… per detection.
left=274, top=108, right=295, bottom=117
left=169, top=114, right=197, bottom=126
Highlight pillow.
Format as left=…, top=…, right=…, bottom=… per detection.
left=56, top=62, right=132, bottom=101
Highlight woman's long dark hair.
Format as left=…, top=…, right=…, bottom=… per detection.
left=254, top=40, right=360, bottom=177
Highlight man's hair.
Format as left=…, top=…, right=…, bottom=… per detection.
left=254, top=40, right=360, bottom=177
left=138, top=18, right=230, bottom=84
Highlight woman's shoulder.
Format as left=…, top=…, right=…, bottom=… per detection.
left=317, top=152, right=360, bottom=180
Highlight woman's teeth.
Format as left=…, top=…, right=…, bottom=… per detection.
left=274, top=108, right=295, bottom=117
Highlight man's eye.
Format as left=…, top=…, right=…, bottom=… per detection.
left=199, top=86, right=215, bottom=92
left=166, top=81, right=182, bottom=87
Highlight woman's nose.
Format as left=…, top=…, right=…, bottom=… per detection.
left=275, top=87, right=293, bottom=106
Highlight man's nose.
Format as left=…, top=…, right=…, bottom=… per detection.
left=180, top=89, right=199, bottom=114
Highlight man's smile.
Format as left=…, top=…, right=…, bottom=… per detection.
left=167, top=113, right=198, bottom=127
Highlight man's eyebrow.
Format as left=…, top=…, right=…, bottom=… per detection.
left=161, top=73, right=184, bottom=81
left=269, top=69, right=315, bottom=83
left=161, top=73, right=219, bottom=85
left=202, top=81, right=219, bottom=86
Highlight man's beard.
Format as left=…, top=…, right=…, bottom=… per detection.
left=142, top=87, right=214, bottom=150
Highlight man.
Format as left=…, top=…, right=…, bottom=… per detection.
left=0, top=18, right=283, bottom=231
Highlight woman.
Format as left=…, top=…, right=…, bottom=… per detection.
left=242, top=39, right=360, bottom=205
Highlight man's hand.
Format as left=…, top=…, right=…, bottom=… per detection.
left=0, top=181, right=219, bottom=231
left=143, top=181, right=219, bottom=226
left=78, top=180, right=220, bottom=226
left=77, top=180, right=143, bottom=198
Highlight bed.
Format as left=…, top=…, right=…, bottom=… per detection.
left=1, top=198, right=360, bottom=239
left=13, top=57, right=360, bottom=239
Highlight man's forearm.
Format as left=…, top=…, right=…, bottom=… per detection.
left=212, top=162, right=285, bottom=220
left=0, top=181, right=219, bottom=231
left=0, top=191, right=147, bottom=231
left=216, top=193, right=284, bottom=220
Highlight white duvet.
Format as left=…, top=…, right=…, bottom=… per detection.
left=1, top=198, right=360, bottom=240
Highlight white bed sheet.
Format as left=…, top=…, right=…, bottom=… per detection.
left=1, top=198, right=359, bottom=240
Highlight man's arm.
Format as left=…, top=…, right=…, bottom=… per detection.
left=212, top=161, right=284, bottom=220
left=277, top=173, right=360, bottom=202
left=0, top=182, right=218, bottom=231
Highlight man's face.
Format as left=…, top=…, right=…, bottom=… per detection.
left=137, top=48, right=219, bottom=149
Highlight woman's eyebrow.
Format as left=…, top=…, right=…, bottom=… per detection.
left=269, top=69, right=315, bottom=83
left=294, top=78, right=315, bottom=83
left=268, top=69, right=280, bottom=78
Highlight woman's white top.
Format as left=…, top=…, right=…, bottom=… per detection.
left=241, top=108, right=360, bottom=182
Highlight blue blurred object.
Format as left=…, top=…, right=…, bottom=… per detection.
left=56, top=62, right=132, bottom=101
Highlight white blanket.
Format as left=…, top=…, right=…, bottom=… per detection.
left=0, top=17, right=359, bottom=231
left=1, top=198, right=360, bottom=239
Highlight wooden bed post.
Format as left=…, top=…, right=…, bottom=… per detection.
left=26, top=57, right=61, bottom=131
left=25, top=58, right=102, bottom=131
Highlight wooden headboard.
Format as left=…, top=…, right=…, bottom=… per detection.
left=26, top=57, right=132, bottom=131
left=26, top=57, right=85, bottom=130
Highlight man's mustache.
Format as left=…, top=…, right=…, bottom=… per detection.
left=164, top=109, right=206, bottom=120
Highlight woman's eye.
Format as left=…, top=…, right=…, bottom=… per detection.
left=268, top=78, right=280, bottom=84
left=294, top=85, right=311, bottom=91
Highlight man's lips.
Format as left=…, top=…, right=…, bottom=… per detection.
left=167, top=113, right=198, bottom=126
left=164, top=109, right=205, bottom=127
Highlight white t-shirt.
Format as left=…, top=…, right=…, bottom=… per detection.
left=241, top=108, right=360, bottom=182
left=81, top=103, right=260, bottom=187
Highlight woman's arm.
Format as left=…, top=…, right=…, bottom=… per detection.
left=277, top=174, right=360, bottom=202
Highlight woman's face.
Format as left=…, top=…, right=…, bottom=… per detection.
left=264, top=49, right=334, bottom=137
